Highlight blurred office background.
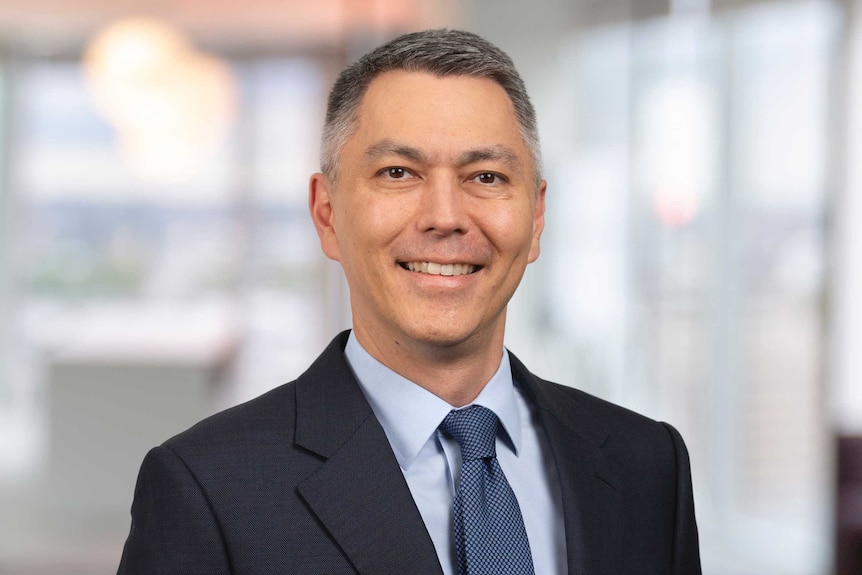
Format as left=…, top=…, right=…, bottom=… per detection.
left=0, top=0, right=859, bottom=573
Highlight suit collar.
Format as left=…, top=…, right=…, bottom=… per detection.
left=509, top=351, right=623, bottom=575
left=293, top=333, right=624, bottom=575
left=293, top=331, right=372, bottom=458
left=508, top=350, right=608, bottom=449
left=294, top=331, right=443, bottom=575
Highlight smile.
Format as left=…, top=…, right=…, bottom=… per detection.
left=400, top=262, right=479, bottom=276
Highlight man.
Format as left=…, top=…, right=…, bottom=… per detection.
left=118, top=29, right=701, bottom=574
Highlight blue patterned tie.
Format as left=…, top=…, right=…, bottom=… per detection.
left=440, top=405, right=535, bottom=575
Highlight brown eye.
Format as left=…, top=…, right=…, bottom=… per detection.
left=387, top=167, right=406, bottom=179
left=477, top=173, right=497, bottom=184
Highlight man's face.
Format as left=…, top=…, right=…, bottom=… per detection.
left=310, top=70, right=545, bottom=355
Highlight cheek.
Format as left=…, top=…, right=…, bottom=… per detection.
left=335, top=205, right=404, bottom=271
left=489, top=207, right=536, bottom=252
left=361, top=200, right=414, bottom=243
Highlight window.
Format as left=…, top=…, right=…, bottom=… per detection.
left=531, top=1, right=839, bottom=571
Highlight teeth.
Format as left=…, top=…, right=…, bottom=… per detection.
left=404, top=262, right=476, bottom=276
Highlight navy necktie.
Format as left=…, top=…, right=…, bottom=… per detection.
left=440, top=405, right=535, bottom=575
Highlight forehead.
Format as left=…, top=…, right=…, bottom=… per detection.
left=347, top=71, right=526, bottom=158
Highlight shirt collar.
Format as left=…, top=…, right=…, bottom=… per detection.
left=344, top=331, right=523, bottom=471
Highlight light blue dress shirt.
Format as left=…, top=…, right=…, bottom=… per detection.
left=345, top=332, right=567, bottom=575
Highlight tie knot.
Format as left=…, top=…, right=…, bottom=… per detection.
left=440, top=405, right=499, bottom=461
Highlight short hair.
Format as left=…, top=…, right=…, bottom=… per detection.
left=320, top=29, right=543, bottom=188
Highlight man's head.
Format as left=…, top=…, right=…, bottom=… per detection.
left=320, top=29, right=542, bottom=189
left=309, top=30, right=546, bottom=372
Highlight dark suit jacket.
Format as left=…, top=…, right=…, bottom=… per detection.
left=117, top=331, right=701, bottom=574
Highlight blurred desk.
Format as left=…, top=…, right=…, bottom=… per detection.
left=0, top=302, right=238, bottom=574
left=43, top=303, right=237, bottom=516
left=46, top=358, right=233, bottom=514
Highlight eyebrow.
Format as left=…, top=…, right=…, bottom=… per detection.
left=456, top=146, right=522, bottom=172
left=363, top=139, right=523, bottom=173
left=363, top=139, right=428, bottom=164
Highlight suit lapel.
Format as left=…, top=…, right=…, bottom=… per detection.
left=294, top=332, right=443, bottom=575
left=291, top=334, right=623, bottom=574
left=509, top=352, right=623, bottom=575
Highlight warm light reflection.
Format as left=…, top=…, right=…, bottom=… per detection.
left=83, top=17, right=236, bottom=184
left=652, top=187, right=700, bottom=228
left=639, top=78, right=715, bottom=228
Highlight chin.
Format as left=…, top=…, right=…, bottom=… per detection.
left=401, top=321, right=491, bottom=351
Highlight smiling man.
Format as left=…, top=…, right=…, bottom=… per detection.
left=118, top=30, right=701, bottom=575
left=310, top=68, right=545, bottom=408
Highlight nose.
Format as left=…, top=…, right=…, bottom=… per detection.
left=416, top=175, right=470, bottom=236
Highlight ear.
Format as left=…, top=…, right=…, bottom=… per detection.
left=309, top=173, right=342, bottom=262
left=528, top=180, right=546, bottom=263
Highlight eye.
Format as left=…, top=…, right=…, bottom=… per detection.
left=471, top=172, right=505, bottom=185
left=380, top=167, right=410, bottom=179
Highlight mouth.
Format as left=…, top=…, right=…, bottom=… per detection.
left=399, top=261, right=481, bottom=276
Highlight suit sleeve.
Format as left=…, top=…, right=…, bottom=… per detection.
left=117, top=445, right=231, bottom=575
left=661, top=423, right=702, bottom=575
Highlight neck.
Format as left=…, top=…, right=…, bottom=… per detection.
left=352, top=324, right=506, bottom=407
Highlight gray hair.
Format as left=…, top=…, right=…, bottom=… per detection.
left=321, top=29, right=543, bottom=188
